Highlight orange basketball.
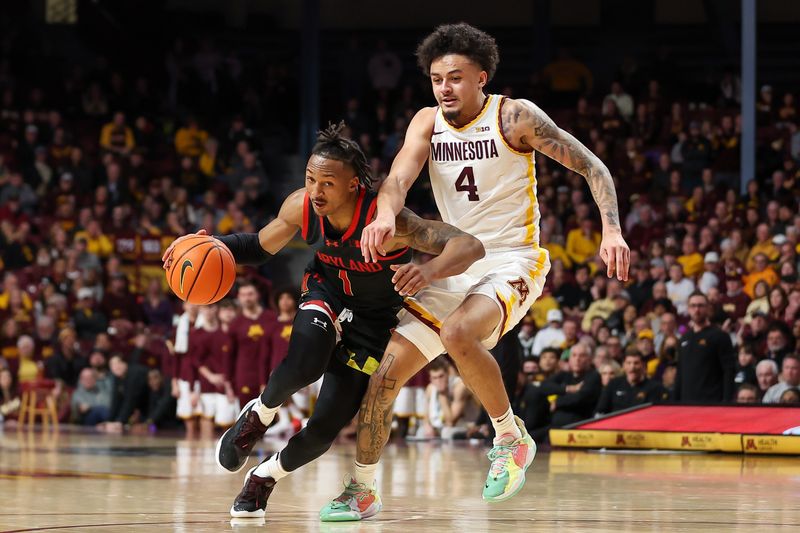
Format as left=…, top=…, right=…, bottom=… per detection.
left=166, top=235, right=236, bottom=305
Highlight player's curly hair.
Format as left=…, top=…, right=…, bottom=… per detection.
left=416, top=22, right=500, bottom=82
left=312, top=121, right=374, bottom=188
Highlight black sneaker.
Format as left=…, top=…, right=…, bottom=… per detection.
left=216, top=398, right=269, bottom=473
left=229, top=462, right=277, bottom=518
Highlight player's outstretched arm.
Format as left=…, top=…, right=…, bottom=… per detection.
left=362, top=107, right=437, bottom=263
left=384, top=208, right=485, bottom=296
left=162, top=189, right=304, bottom=270
left=501, top=98, right=630, bottom=281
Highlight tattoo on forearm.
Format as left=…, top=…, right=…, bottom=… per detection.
left=394, top=208, right=464, bottom=254
left=357, top=354, right=397, bottom=465
left=502, top=99, right=621, bottom=231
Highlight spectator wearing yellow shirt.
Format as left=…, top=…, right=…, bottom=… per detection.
left=73, top=220, right=113, bottom=258
left=677, top=235, right=704, bottom=278
left=175, top=117, right=209, bottom=158
left=745, top=223, right=779, bottom=272
left=199, top=137, right=224, bottom=177
left=540, top=227, right=572, bottom=269
left=566, top=218, right=601, bottom=266
left=743, top=253, right=779, bottom=298
left=581, top=279, right=623, bottom=332
left=216, top=202, right=251, bottom=235
left=99, top=112, right=135, bottom=156
left=528, top=287, right=560, bottom=330
left=0, top=273, right=33, bottom=316
left=15, top=336, right=40, bottom=383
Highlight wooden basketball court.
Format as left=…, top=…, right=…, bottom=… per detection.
left=1, top=429, right=799, bottom=532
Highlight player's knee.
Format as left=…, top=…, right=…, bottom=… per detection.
left=440, top=320, right=474, bottom=354
left=297, top=358, right=327, bottom=384
left=304, top=418, right=341, bottom=445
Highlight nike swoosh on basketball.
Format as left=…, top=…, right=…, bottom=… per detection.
left=179, top=259, right=194, bottom=294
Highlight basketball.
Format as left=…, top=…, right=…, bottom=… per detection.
left=166, top=235, right=236, bottom=305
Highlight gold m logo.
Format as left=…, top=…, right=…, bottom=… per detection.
left=179, top=259, right=194, bottom=294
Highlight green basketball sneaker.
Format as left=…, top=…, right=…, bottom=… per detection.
left=482, top=415, right=537, bottom=502
left=319, top=476, right=382, bottom=522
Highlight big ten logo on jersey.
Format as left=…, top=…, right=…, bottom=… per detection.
left=474, top=126, right=490, bottom=133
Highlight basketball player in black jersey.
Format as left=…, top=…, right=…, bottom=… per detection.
left=162, top=122, right=484, bottom=518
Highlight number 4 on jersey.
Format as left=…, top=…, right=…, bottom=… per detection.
left=455, top=166, right=479, bottom=201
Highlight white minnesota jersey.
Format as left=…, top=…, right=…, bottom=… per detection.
left=428, top=94, right=539, bottom=249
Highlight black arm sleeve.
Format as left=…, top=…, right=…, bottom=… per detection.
left=215, top=233, right=274, bottom=266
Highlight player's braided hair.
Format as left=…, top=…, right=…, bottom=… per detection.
left=312, top=121, right=374, bottom=188
left=416, top=22, right=500, bottom=82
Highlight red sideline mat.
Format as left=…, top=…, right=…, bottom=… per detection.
left=577, top=405, right=800, bottom=435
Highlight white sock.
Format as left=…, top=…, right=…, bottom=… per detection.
left=491, top=406, right=521, bottom=443
left=265, top=407, right=293, bottom=436
left=253, top=453, right=290, bottom=481
left=254, top=398, right=279, bottom=427
left=353, top=461, right=378, bottom=487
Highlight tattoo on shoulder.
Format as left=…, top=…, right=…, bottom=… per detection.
left=395, top=208, right=463, bottom=255
left=504, top=99, right=622, bottom=231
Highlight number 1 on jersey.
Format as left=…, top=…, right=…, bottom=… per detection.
left=338, top=269, right=353, bottom=296
left=455, top=166, right=480, bottom=201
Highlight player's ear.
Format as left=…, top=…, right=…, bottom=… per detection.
left=349, top=176, right=359, bottom=191
left=478, top=71, right=488, bottom=88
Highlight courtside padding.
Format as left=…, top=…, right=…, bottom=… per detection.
left=549, top=404, right=800, bottom=455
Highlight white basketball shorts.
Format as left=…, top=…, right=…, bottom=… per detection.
left=395, top=245, right=550, bottom=362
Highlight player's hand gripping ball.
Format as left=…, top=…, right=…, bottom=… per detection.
left=164, top=234, right=236, bottom=304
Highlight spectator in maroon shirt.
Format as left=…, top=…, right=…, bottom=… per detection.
left=141, top=278, right=174, bottom=331
left=192, top=305, right=237, bottom=437
left=102, top=272, right=142, bottom=335
left=228, top=282, right=276, bottom=406
left=628, top=204, right=663, bottom=254
left=267, top=288, right=298, bottom=370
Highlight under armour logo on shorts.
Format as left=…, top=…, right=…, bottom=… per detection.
left=311, top=317, right=328, bottom=331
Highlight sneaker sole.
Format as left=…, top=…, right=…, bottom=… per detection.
left=483, top=439, right=537, bottom=503
left=230, top=507, right=266, bottom=519
left=229, top=466, right=266, bottom=518
left=216, top=398, right=260, bottom=474
left=320, top=501, right=382, bottom=522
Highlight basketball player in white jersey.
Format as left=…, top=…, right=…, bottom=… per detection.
left=320, top=23, right=629, bottom=521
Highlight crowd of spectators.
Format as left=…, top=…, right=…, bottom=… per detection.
left=1, top=32, right=799, bottom=440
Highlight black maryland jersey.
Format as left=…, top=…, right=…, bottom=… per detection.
left=300, top=187, right=412, bottom=313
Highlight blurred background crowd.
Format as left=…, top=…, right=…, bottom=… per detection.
left=1, top=2, right=798, bottom=441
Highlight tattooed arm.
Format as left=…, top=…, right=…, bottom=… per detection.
left=501, top=98, right=630, bottom=280
left=382, top=208, right=485, bottom=296
left=361, top=107, right=438, bottom=263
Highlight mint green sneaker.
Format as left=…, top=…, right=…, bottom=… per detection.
left=482, top=415, right=537, bottom=502
left=320, top=476, right=382, bottom=522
